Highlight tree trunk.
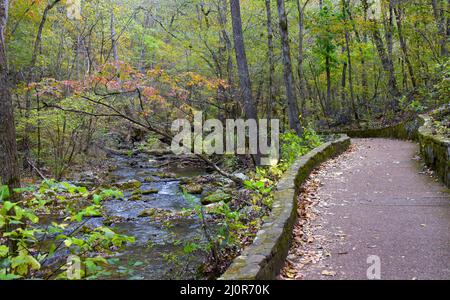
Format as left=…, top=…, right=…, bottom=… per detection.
left=296, top=0, right=309, bottom=115
left=347, top=0, right=369, bottom=108
left=229, top=0, right=260, bottom=164
left=385, top=0, right=400, bottom=97
left=276, top=0, right=303, bottom=135
left=325, top=55, right=331, bottom=111
left=345, top=31, right=358, bottom=121
left=341, top=47, right=347, bottom=106
left=394, top=5, right=417, bottom=88
left=0, top=0, right=21, bottom=196
left=342, top=0, right=358, bottom=121
left=218, top=0, right=235, bottom=119
left=382, top=0, right=394, bottom=66
left=309, top=61, right=329, bottom=127
left=111, top=10, right=119, bottom=62
left=230, top=0, right=257, bottom=120
left=23, top=0, right=61, bottom=170
left=361, top=0, right=369, bottom=104
left=139, top=10, right=152, bottom=71
left=371, top=19, right=400, bottom=98
left=265, top=0, right=275, bottom=121
left=431, top=0, right=448, bottom=56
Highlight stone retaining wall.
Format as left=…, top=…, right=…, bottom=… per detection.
left=418, top=114, right=450, bottom=188
left=220, top=135, right=351, bottom=280
left=319, top=118, right=422, bottom=141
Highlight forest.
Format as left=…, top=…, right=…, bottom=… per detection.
left=0, top=0, right=449, bottom=280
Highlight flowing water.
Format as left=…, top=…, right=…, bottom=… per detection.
left=99, top=153, right=209, bottom=279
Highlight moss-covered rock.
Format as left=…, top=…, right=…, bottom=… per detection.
left=129, top=194, right=142, bottom=201
left=138, top=208, right=157, bottom=217
left=144, top=177, right=155, bottom=183
left=138, top=208, right=173, bottom=219
left=132, top=189, right=142, bottom=195
left=115, top=179, right=142, bottom=190
left=181, top=183, right=203, bottom=195
left=142, top=189, right=159, bottom=195
left=204, top=201, right=226, bottom=214
left=201, top=190, right=232, bottom=205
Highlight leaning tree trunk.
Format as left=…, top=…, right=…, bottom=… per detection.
left=0, top=0, right=21, bottom=197
left=277, top=0, right=303, bottom=135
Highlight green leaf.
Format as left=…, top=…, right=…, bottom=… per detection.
left=132, top=261, right=144, bottom=267
left=100, top=227, right=115, bottom=238
left=93, top=194, right=102, bottom=205
left=24, top=211, right=39, bottom=224
left=14, top=206, right=24, bottom=219
left=1, top=201, right=15, bottom=213
left=48, top=243, right=56, bottom=257
left=0, top=245, right=9, bottom=257
left=0, top=185, right=10, bottom=201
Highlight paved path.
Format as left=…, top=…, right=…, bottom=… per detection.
left=282, top=138, right=450, bottom=280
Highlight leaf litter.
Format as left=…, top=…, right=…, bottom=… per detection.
left=280, top=144, right=359, bottom=280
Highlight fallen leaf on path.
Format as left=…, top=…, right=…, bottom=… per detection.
left=321, top=270, right=336, bottom=276
left=285, top=270, right=296, bottom=279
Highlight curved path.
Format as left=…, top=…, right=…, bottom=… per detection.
left=282, top=138, right=450, bottom=280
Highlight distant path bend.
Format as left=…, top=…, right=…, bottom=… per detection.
left=283, top=138, right=450, bottom=280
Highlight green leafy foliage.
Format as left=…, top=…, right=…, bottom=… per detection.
left=0, top=183, right=134, bottom=280
left=280, top=128, right=323, bottom=167
left=244, top=180, right=273, bottom=196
